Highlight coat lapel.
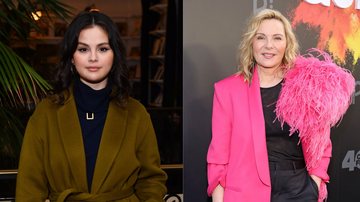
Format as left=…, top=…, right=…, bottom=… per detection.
left=91, top=101, right=128, bottom=193
left=248, top=68, right=271, bottom=186
left=57, top=94, right=88, bottom=191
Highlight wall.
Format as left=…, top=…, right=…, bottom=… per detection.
left=183, top=1, right=251, bottom=201
left=61, top=0, right=141, bottom=18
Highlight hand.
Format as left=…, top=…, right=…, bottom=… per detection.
left=310, top=174, right=321, bottom=190
left=212, top=184, right=224, bottom=202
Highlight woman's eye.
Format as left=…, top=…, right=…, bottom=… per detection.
left=99, top=47, right=110, bottom=52
left=77, top=48, right=88, bottom=52
left=256, top=36, right=265, bottom=40
left=274, top=37, right=283, bottom=40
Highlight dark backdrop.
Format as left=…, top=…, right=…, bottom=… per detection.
left=183, top=1, right=360, bottom=202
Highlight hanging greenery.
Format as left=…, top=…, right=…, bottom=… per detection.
left=0, top=0, right=73, bottom=169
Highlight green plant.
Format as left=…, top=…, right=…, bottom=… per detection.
left=0, top=0, right=73, bottom=169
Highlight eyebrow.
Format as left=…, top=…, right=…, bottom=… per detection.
left=255, top=33, right=284, bottom=37
left=77, top=42, right=111, bottom=46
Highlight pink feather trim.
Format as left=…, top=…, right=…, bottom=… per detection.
left=276, top=49, right=355, bottom=170
left=318, top=181, right=327, bottom=202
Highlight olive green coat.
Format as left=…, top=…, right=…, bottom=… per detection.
left=16, top=92, right=167, bottom=202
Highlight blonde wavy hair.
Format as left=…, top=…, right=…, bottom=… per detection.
left=237, top=9, right=299, bottom=82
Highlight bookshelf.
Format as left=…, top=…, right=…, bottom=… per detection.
left=9, top=16, right=67, bottom=85
left=115, top=15, right=142, bottom=100
left=146, top=2, right=167, bottom=107
left=140, top=0, right=182, bottom=200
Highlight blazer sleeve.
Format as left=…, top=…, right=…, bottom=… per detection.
left=207, top=82, right=233, bottom=195
left=16, top=109, right=49, bottom=201
left=134, top=112, right=167, bottom=202
left=304, top=140, right=332, bottom=183
left=302, top=138, right=332, bottom=201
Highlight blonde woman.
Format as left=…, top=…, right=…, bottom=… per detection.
left=207, top=9, right=354, bottom=202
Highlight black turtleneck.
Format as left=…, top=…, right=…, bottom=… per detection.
left=73, top=78, right=112, bottom=191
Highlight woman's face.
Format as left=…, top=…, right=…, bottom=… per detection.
left=252, top=19, right=286, bottom=70
left=72, top=25, right=114, bottom=90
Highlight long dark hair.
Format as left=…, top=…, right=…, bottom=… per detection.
left=52, top=11, right=129, bottom=106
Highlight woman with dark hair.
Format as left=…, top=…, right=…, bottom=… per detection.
left=54, top=10, right=129, bottom=106
left=16, top=11, right=167, bottom=202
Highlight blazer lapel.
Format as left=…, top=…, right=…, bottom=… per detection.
left=248, top=68, right=270, bottom=186
left=91, top=101, right=128, bottom=193
left=57, top=94, right=88, bottom=191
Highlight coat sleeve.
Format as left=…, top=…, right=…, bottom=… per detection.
left=305, top=140, right=332, bottom=183
left=16, top=109, right=49, bottom=201
left=302, top=138, right=332, bottom=202
left=207, top=82, right=232, bottom=196
left=134, top=112, right=167, bottom=202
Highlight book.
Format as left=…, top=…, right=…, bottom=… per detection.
left=154, top=65, right=164, bottom=80
left=152, top=37, right=165, bottom=55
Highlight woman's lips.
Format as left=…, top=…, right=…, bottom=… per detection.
left=262, top=53, right=275, bottom=59
left=86, top=66, right=101, bottom=71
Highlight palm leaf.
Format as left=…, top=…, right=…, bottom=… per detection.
left=0, top=41, right=52, bottom=107
left=0, top=0, right=73, bottom=170
left=0, top=0, right=74, bottom=41
left=0, top=0, right=73, bottom=106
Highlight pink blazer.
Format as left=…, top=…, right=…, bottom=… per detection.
left=207, top=69, right=331, bottom=201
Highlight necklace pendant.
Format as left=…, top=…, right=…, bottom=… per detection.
left=86, top=112, right=94, bottom=120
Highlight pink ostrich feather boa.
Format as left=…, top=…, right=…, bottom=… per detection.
left=275, top=50, right=355, bottom=201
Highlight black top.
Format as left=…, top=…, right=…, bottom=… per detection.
left=260, top=80, right=304, bottom=163
left=73, top=78, right=112, bottom=191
